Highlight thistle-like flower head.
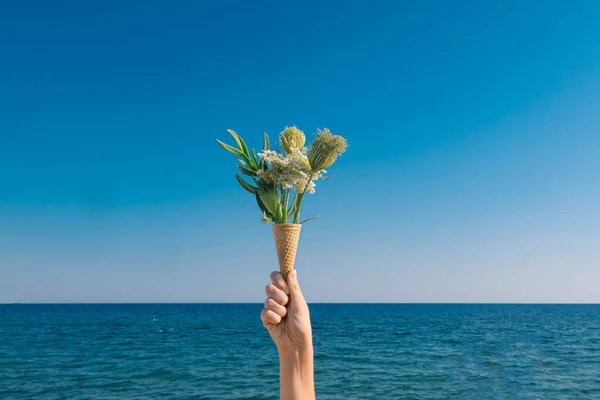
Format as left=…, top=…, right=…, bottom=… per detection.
left=279, top=126, right=306, bottom=154
left=307, top=128, right=347, bottom=172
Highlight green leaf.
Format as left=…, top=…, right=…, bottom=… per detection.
left=257, top=180, right=275, bottom=199
left=256, top=179, right=268, bottom=192
left=238, top=137, right=250, bottom=157
left=228, top=129, right=250, bottom=157
left=246, top=158, right=258, bottom=171
left=237, top=164, right=255, bottom=177
left=235, top=174, right=258, bottom=194
left=258, top=186, right=283, bottom=222
left=252, top=148, right=259, bottom=163
left=235, top=149, right=256, bottom=170
left=254, top=192, right=266, bottom=213
left=226, top=129, right=244, bottom=150
left=287, top=193, right=298, bottom=214
left=263, top=133, right=270, bottom=151
left=299, top=215, right=318, bottom=224
left=236, top=157, right=248, bottom=167
left=216, top=139, right=242, bottom=155
left=255, top=191, right=274, bottom=220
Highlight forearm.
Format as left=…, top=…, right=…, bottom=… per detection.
left=279, top=346, right=315, bottom=400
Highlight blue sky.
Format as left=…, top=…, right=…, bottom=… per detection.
left=1, top=0, right=599, bottom=303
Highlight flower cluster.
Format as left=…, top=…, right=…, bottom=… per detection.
left=217, top=126, right=346, bottom=224
left=257, top=149, right=324, bottom=194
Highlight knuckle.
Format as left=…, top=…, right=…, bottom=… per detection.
left=270, top=311, right=281, bottom=323
left=265, top=284, right=289, bottom=305
left=267, top=298, right=285, bottom=313
left=278, top=305, right=288, bottom=317
left=279, top=293, right=289, bottom=306
left=264, top=298, right=274, bottom=309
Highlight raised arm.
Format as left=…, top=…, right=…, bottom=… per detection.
left=261, top=270, right=315, bottom=400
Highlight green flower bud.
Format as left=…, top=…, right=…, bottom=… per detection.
left=279, top=126, right=306, bottom=154
left=307, top=128, right=347, bottom=171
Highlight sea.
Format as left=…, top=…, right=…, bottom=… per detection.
left=1, top=303, right=599, bottom=399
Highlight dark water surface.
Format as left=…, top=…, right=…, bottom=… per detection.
left=1, top=304, right=600, bottom=399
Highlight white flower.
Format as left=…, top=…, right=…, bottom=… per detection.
left=257, top=149, right=324, bottom=193
left=306, top=180, right=316, bottom=194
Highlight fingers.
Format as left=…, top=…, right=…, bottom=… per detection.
left=260, top=308, right=281, bottom=325
left=264, top=297, right=288, bottom=319
left=286, top=270, right=308, bottom=311
left=286, top=270, right=304, bottom=300
left=265, top=284, right=289, bottom=306
left=261, top=277, right=289, bottom=327
left=270, top=271, right=289, bottom=295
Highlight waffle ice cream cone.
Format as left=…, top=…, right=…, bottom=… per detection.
left=272, top=223, right=302, bottom=280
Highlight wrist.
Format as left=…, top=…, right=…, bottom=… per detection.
left=278, top=343, right=313, bottom=361
left=277, top=337, right=313, bottom=359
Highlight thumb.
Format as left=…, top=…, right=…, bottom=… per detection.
left=287, top=269, right=306, bottom=306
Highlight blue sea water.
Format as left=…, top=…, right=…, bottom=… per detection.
left=1, top=304, right=599, bottom=399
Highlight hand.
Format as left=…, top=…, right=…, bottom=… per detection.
left=261, top=269, right=312, bottom=353
left=261, top=269, right=315, bottom=400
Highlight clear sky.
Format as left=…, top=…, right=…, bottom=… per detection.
left=1, top=0, right=599, bottom=303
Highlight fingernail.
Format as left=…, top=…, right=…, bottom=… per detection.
left=290, top=270, right=297, bottom=282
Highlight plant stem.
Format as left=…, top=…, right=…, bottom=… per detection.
left=282, top=188, right=289, bottom=223
left=277, top=185, right=284, bottom=224
left=293, top=173, right=314, bottom=224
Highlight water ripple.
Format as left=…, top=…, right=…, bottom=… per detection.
left=1, top=304, right=600, bottom=399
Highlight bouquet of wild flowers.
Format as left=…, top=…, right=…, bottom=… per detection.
left=217, top=126, right=347, bottom=279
